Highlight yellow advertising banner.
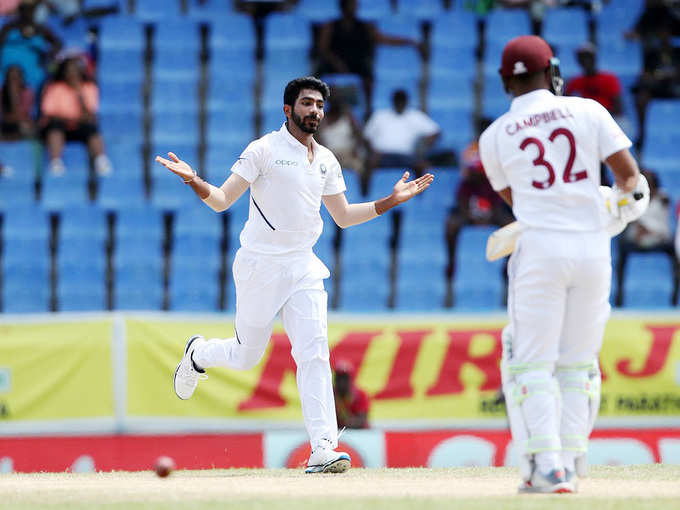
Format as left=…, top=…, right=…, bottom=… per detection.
left=126, top=316, right=680, bottom=421
left=0, top=321, right=113, bottom=421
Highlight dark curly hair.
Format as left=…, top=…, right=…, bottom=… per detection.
left=283, top=76, right=330, bottom=107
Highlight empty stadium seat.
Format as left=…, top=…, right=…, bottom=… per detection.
left=59, top=204, right=108, bottom=242
left=98, top=16, right=144, bottom=51
left=265, top=14, right=312, bottom=50
left=396, top=0, right=445, bottom=20
left=57, top=257, right=107, bottom=311
left=431, top=10, right=478, bottom=48
left=484, top=9, right=531, bottom=45
left=209, top=14, right=256, bottom=50
left=2, top=205, right=50, bottom=241
left=295, top=0, right=340, bottom=21
left=135, top=0, right=181, bottom=21
left=543, top=8, right=588, bottom=46
left=0, top=141, right=37, bottom=177
left=358, top=0, right=392, bottom=20
left=41, top=171, right=90, bottom=212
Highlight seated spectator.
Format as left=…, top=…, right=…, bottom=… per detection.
left=1, top=64, right=35, bottom=140
left=626, top=1, right=680, bottom=150
left=364, top=89, right=441, bottom=181
left=445, top=118, right=514, bottom=307
left=39, top=53, right=111, bottom=175
left=615, top=169, right=679, bottom=306
left=316, top=0, right=423, bottom=113
left=333, top=359, right=370, bottom=429
left=0, top=0, right=62, bottom=93
left=566, top=43, right=622, bottom=116
left=316, top=86, right=365, bottom=176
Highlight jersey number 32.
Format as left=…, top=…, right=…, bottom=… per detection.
left=519, top=127, right=588, bottom=190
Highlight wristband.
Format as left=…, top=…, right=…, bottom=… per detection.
left=183, top=170, right=197, bottom=184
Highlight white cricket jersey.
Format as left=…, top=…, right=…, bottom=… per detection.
left=479, top=89, right=632, bottom=232
left=230, top=123, right=346, bottom=255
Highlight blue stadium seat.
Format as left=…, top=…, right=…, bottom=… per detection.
left=622, top=253, right=674, bottom=307
left=97, top=48, right=144, bottom=83
left=484, top=9, right=531, bottom=45
left=2, top=280, right=50, bottom=313
left=57, top=257, right=107, bottom=311
left=377, top=15, right=420, bottom=40
left=113, top=262, right=164, bottom=310
left=543, top=8, right=588, bottom=46
left=429, top=106, right=475, bottom=151
left=209, top=14, right=256, bottom=50
left=83, top=0, right=123, bottom=9
left=169, top=272, right=220, bottom=311
left=97, top=173, right=146, bottom=211
left=596, top=0, right=644, bottom=45
left=431, top=10, right=478, bottom=48
left=264, top=47, right=312, bottom=77
left=41, top=172, right=90, bottom=212
left=151, top=175, right=199, bottom=211
left=209, top=48, right=257, bottom=89
left=186, top=0, right=234, bottom=20
left=339, top=273, right=390, bottom=311
left=208, top=70, right=256, bottom=109
left=0, top=175, right=34, bottom=211
left=397, top=0, right=446, bottom=20
left=59, top=204, right=107, bottom=242
left=358, top=0, right=392, bottom=20
left=428, top=74, right=475, bottom=109
left=295, top=0, right=340, bottom=21
left=553, top=42, right=581, bottom=82
left=151, top=76, right=199, bottom=113
left=99, top=110, right=143, bottom=144
left=153, top=19, right=200, bottom=51
left=99, top=80, right=143, bottom=111
left=206, top=106, right=255, bottom=148
left=265, top=14, right=312, bottom=50
left=115, top=205, right=164, bottom=241
left=152, top=111, right=200, bottom=146
left=598, top=39, right=643, bottom=79
left=1, top=238, right=48, bottom=267
left=174, top=202, right=223, bottom=239
left=2, top=205, right=49, bottom=241
left=430, top=45, right=477, bottom=80
left=135, top=0, right=181, bottom=21
left=374, top=46, right=421, bottom=80
left=0, top=141, right=37, bottom=177
left=395, top=270, right=447, bottom=311
left=372, top=76, right=419, bottom=111
left=98, top=16, right=145, bottom=51
left=646, top=101, right=680, bottom=138
left=204, top=142, right=250, bottom=184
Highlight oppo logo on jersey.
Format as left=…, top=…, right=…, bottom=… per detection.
left=505, top=108, right=574, bottom=136
left=275, top=160, right=298, bottom=166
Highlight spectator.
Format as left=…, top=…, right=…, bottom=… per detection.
left=333, top=359, right=370, bottom=430
left=1, top=65, right=35, bottom=140
left=631, top=25, right=680, bottom=151
left=316, top=0, right=423, bottom=112
left=316, top=86, right=365, bottom=176
left=566, top=43, right=622, bottom=116
left=0, top=0, right=21, bottom=16
left=0, top=0, right=62, bottom=93
left=39, top=53, right=112, bottom=175
left=614, top=169, right=679, bottom=306
left=364, top=89, right=441, bottom=181
left=624, top=0, right=680, bottom=44
left=444, top=118, right=514, bottom=307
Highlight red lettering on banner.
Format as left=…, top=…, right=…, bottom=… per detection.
left=616, top=325, right=680, bottom=378
left=374, top=330, right=432, bottom=400
left=427, top=329, right=502, bottom=396
left=330, top=331, right=383, bottom=374
left=238, top=334, right=295, bottom=410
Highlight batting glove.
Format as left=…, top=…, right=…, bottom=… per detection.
left=607, top=173, right=650, bottom=225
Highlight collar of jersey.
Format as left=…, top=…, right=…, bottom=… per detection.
left=510, top=89, right=554, bottom=112
left=279, top=122, right=319, bottom=154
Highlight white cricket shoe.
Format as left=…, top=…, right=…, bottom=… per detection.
left=305, top=439, right=351, bottom=474
left=173, top=335, right=207, bottom=400
left=518, top=468, right=575, bottom=494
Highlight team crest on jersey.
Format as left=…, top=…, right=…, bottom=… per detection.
left=513, top=61, right=528, bottom=75
left=320, top=163, right=327, bottom=175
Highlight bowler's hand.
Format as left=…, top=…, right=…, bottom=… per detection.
left=392, top=171, right=434, bottom=204
left=155, top=152, right=196, bottom=182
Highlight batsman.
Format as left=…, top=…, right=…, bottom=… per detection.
left=479, top=36, right=649, bottom=493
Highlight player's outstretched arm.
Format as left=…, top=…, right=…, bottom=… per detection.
left=155, top=152, right=249, bottom=212
left=323, top=171, right=434, bottom=228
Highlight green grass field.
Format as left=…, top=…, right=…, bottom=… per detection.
left=2, top=466, right=679, bottom=510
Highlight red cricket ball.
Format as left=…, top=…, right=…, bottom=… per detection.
left=154, top=456, right=175, bottom=478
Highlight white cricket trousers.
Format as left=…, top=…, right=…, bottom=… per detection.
left=506, top=228, right=611, bottom=473
left=192, top=247, right=337, bottom=450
